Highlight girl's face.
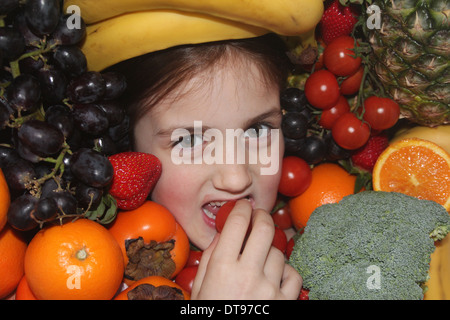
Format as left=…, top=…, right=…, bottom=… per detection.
left=133, top=59, right=284, bottom=250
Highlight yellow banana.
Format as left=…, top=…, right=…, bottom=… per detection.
left=81, top=10, right=269, bottom=71
left=64, top=0, right=324, bottom=36
left=282, top=28, right=318, bottom=66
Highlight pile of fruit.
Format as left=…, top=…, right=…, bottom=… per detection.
left=0, top=0, right=449, bottom=300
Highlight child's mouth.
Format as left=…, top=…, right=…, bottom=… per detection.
left=202, top=197, right=252, bottom=223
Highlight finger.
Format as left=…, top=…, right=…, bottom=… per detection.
left=212, top=199, right=253, bottom=261
left=280, top=264, right=303, bottom=300
left=240, top=208, right=275, bottom=269
left=191, top=234, right=219, bottom=298
left=263, top=246, right=286, bottom=286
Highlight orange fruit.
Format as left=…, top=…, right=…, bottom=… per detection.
left=373, top=138, right=450, bottom=211
left=289, top=163, right=357, bottom=228
left=0, top=225, right=27, bottom=299
left=15, top=276, right=38, bottom=300
left=0, top=169, right=10, bottom=232
left=24, top=218, right=124, bottom=300
left=114, top=276, right=190, bottom=300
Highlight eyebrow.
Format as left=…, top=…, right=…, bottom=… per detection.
left=156, top=107, right=282, bottom=137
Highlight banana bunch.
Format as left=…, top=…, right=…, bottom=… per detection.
left=64, top=0, right=324, bottom=71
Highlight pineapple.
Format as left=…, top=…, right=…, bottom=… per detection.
left=366, top=0, right=449, bottom=127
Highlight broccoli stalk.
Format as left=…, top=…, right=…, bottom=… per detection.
left=288, top=191, right=450, bottom=300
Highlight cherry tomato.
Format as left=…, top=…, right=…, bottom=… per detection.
left=304, top=69, right=340, bottom=109
left=332, top=112, right=370, bottom=150
left=186, top=250, right=202, bottom=268
left=215, top=200, right=237, bottom=233
left=278, top=156, right=312, bottom=197
left=175, top=265, right=198, bottom=295
left=272, top=226, right=288, bottom=254
left=285, top=237, right=295, bottom=260
left=323, top=36, right=362, bottom=77
left=271, top=201, right=293, bottom=230
left=318, top=95, right=350, bottom=129
left=340, top=65, right=364, bottom=96
left=363, top=96, right=400, bottom=130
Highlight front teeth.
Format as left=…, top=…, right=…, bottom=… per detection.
left=209, top=201, right=226, bottom=207
left=203, top=207, right=216, bottom=219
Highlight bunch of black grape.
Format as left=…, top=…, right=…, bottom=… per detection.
left=280, top=87, right=351, bottom=164
left=0, top=0, right=130, bottom=231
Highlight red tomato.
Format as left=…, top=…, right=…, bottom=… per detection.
left=332, top=112, right=371, bottom=150
left=285, top=237, right=295, bottom=260
left=318, top=95, right=350, bottom=129
left=271, top=201, right=293, bottom=230
left=272, top=226, right=288, bottom=254
left=175, top=266, right=198, bottom=295
left=340, top=65, right=364, bottom=95
left=304, top=69, right=340, bottom=109
left=278, top=156, right=312, bottom=197
left=363, top=96, right=400, bottom=130
left=186, top=250, right=202, bottom=268
left=323, top=36, right=362, bottom=77
left=215, top=200, right=237, bottom=233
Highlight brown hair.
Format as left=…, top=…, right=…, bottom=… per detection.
left=106, top=33, right=292, bottom=147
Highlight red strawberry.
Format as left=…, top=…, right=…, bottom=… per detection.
left=108, top=152, right=162, bottom=210
left=351, top=134, right=389, bottom=172
left=298, top=288, right=310, bottom=300
left=320, top=0, right=359, bottom=44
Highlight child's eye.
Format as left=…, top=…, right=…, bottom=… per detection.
left=176, top=134, right=203, bottom=149
left=243, top=123, right=271, bottom=139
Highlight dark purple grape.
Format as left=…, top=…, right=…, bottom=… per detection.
left=72, top=103, right=109, bottom=136
left=325, top=133, right=351, bottom=161
left=0, top=0, right=20, bottom=15
left=15, top=138, right=42, bottom=163
left=40, top=178, right=60, bottom=198
left=7, top=193, right=39, bottom=231
left=75, top=182, right=103, bottom=210
left=48, top=190, right=78, bottom=215
left=13, top=11, right=41, bottom=46
left=281, top=112, right=308, bottom=140
left=280, top=88, right=307, bottom=112
left=38, top=67, right=68, bottom=104
left=7, top=74, right=41, bottom=112
left=53, top=45, right=87, bottom=77
left=0, top=146, right=20, bottom=168
left=0, top=98, right=11, bottom=129
left=34, top=197, right=58, bottom=222
left=25, top=0, right=60, bottom=36
left=18, top=47, right=46, bottom=75
left=296, top=135, right=327, bottom=165
left=102, top=72, right=127, bottom=100
left=96, top=100, right=125, bottom=126
left=3, top=158, right=36, bottom=191
left=66, top=71, right=106, bottom=103
left=44, top=104, right=74, bottom=137
left=0, top=26, right=25, bottom=60
left=87, top=135, right=118, bottom=156
left=70, top=148, right=113, bottom=188
left=284, top=137, right=306, bottom=156
left=17, top=120, right=64, bottom=157
left=108, top=115, right=129, bottom=142
left=50, top=14, right=86, bottom=46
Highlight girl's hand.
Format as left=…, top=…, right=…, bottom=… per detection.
left=191, top=199, right=302, bottom=300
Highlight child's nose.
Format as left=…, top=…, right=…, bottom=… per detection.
left=212, top=163, right=252, bottom=194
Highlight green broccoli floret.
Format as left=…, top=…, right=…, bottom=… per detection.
left=288, top=191, right=450, bottom=300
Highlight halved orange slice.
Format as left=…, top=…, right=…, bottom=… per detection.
left=372, top=138, right=450, bottom=211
